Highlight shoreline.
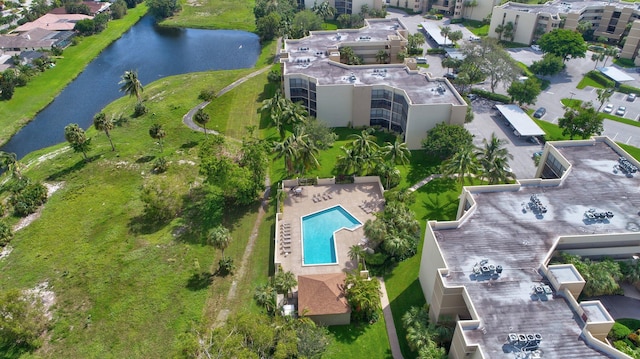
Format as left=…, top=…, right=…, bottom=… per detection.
left=0, top=5, right=149, bottom=148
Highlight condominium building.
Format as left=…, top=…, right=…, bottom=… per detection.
left=489, top=0, right=640, bottom=63
left=419, top=137, right=640, bottom=358
left=430, top=0, right=501, bottom=22
left=301, top=0, right=383, bottom=14
left=280, top=18, right=467, bottom=150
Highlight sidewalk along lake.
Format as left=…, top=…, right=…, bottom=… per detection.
left=1, top=15, right=260, bottom=158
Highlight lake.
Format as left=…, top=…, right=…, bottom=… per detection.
left=1, top=15, right=260, bottom=158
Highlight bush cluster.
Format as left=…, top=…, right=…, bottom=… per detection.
left=10, top=181, right=48, bottom=217
left=585, top=70, right=615, bottom=88
left=426, top=48, right=446, bottom=55
left=471, top=88, right=511, bottom=103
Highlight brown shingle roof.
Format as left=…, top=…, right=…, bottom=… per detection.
left=298, top=273, right=350, bottom=316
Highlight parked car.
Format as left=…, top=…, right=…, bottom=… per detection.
left=531, top=45, right=541, bottom=51
left=533, top=107, right=546, bottom=118
left=416, top=57, right=427, bottom=64
left=444, top=72, right=457, bottom=80
left=616, top=106, right=626, bottom=116
left=628, top=93, right=637, bottom=101
left=467, top=94, right=478, bottom=101
left=603, top=104, right=614, bottom=113
left=533, top=151, right=544, bottom=158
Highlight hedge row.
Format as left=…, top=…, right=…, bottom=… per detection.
left=618, top=83, right=640, bottom=95
left=470, top=88, right=511, bottom=103
left=586, top=70, right=615, bottom=88
left=426, top=48, right=446, bottom=55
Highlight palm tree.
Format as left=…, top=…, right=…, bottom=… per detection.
left=442, top=145, right=480, bottom=185
left=349, top=128, right=379, bottom=157
left=274, top=271, right=297, bottom=297
left=376, top=161, right=401, bottom=189
left=273, top=135, right=298, bottom=176
left=591, top=52, right=605, bottom=69
left=194, top=108, right=210, bottom=136
left=382, top=236, right=407, bottom=258
left=345, top=274, right=381, bottom=322
left=440, top=26, right=451, bottom=46
left=93, top=112, right=115, bottom=151
left=293, top=127, right=320, bottom=174
left=254, top=283, right=277, bottom=314
left=0, top=151, right=22, bottom=178
left=596, top=88, right=613, bottom=112
left=503, top=22, right=515, bottom=42
left=477, top=133, right=513, bottom=184
left=382, top=137, right=411, bottom=165
left=207, top=225, right=231, bottom=257
left=149, top=123, right=166, bottom=152
left=119, top=70, right=143, bottom=103
left=281, top=101, right=308, bottom=129
left=64, top=123, right=92, bottom=161
left=494, top=24, right=504, bottom=41
left=376, top=50, right=389, bottom=64
left=312, top=0, right=335, bottom=20
left=348, top=244, right=366, bottom=270
left=602, top=47, right=618, bottom=67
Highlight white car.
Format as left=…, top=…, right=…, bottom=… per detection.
left=616, top=106, right=626, bottom=116
left=603, top=104, right=614, bottom=113
left=531, top=45, right=541, bottom=51
left=628, top=93, right=637, bottom=101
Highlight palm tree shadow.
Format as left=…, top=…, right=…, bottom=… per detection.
left=186, top=271, right=213, bottom=291
left=128, top=213, right=170, bottom=235
left=47, top=155, right=99, bottom=180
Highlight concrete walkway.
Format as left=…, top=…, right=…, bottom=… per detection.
left=182, top=66, right=272, bottom=134
left=378, top=277, right=404, bottom=359
left=408, top=174, right=442, bottom=192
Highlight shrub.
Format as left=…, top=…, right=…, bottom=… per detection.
left=450, top=18, right=463, bottom=24
left=0, top=221, right=12, bottom=247
left=426, top=48, right=446, bottom=55
left=585, top=70, right=615, bottom=88
left=152, top=157, right=168, bottom=173
left=198, top=88, right=216, bottom=101
left=471, top=88, right=511, bottom=103
left=618, top=83, right=640, bottom=95
left=267, top=69, right=281, bottom=83
left=133, top=102, right=147, bottom=117
left=628, top=332, right=640, bottom=346
left=10, top=182, right=48, bottom=217
left=610, top=322, right=632, bottom=341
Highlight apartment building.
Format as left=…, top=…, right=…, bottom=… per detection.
left=419, top=137, right=640, bottom=358
left=301, top=0, right=383, bottom=14
left=430, top=0, right=501, bottom=21
left=280, top=18, right=468, bottom=150
left=489, top=0, right=640, bottom=63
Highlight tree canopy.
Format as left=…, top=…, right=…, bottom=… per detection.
left=462, top=38, right=518, bottom=93
left=558, top=103, right=603, bottom=139
left=507, top=77, right=541, bottom=106
left=0, top=289, right=50, bottom=353
left=422, top=123, right=473, bottom=159
left=537, top=29, right=587, bottom=62
left=530, top=53, right=564, bottom=76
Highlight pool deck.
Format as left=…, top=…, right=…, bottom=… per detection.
left=277, top=183, right=385, bottom=277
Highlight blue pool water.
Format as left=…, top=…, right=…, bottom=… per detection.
left=302, top=206, right=361, bottom=265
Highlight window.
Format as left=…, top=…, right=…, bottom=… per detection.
left=612, top=11, right=621, bottom=19
left=289, top=78, right=307, bottom=89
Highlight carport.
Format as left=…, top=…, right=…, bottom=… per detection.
left=420, top=22, right=449, bottom=47
left=598, top=66, right=634, bottom=85
left=495, top=104, right=545, bottom=137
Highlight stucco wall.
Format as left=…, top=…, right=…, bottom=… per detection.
left=316, top=84, right=354, bottom=127
left=309, top=313, right=350, bottom=326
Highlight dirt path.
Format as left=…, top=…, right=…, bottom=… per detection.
left=213, top=175, right=271, bottom=327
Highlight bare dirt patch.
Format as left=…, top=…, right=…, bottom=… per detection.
left=26, top=281, right=56, bottom=320
left=0, top=246, right=13, bottom=260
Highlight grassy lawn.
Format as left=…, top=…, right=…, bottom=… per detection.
left=618, top=143, right=640, bottom=161
left=325, top=320, right=393, bottom=358
left=323, top=20, right=339, bottom=30
left=1, top=63, right=277, bottom=357
left=533, top=119, right=571, bottom=141
left=577, top=75, right=604, bottom=89
left=461, top=19, right=489, bottom=37
left=0, top=5, right=148, bottom=147
left=159, top=0, right=256, bottom=31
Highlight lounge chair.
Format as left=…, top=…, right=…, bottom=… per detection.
left=327, top=193, right=333, bottom=199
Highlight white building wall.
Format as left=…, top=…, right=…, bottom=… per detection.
left=464, top=0, right=501, bottom=22
left=316, top=84, right=354, bottom=127
left=405, top=103, right=452, bottom=150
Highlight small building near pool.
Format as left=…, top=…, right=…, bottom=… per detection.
left=298, top=273, right=351, bottom=326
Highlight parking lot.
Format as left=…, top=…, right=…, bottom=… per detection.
left=465, top=98, right=543, bottom=179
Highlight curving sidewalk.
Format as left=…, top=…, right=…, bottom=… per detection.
left=182, top=66, right=272, bottom=134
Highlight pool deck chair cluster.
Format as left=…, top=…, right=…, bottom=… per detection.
left=280, top=222, right=292, bottom=256
left=312, top=192, right=332, bottom=203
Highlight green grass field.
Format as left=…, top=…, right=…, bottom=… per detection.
left=159, top=0, right=256, bottom=31
left=325, top=320, right=393, bottom=358
left=461, top=19, right=489, bottom=37
left=0, top=5, right=148, bottom=148
left=1, top=64, right=276, bottom=357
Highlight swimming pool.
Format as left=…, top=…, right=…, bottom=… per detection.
left=302, top=205, right=362, bottom=265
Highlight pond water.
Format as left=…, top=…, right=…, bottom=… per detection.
left=1, top=15, right=260, bottom=158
